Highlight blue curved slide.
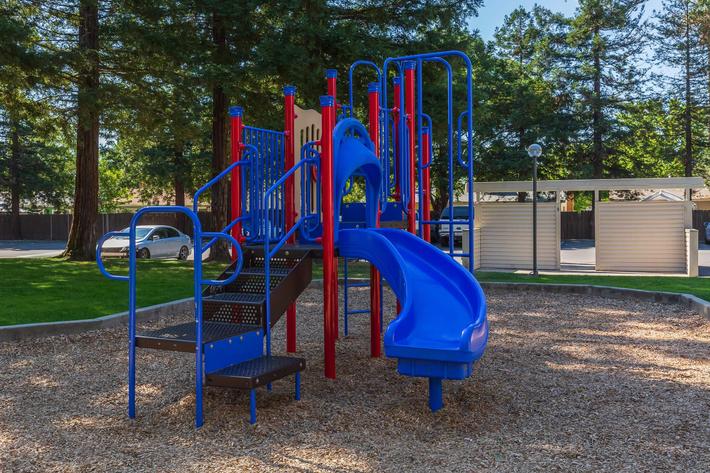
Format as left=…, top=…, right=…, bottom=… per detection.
left=338, top=228, right=488, bottom=411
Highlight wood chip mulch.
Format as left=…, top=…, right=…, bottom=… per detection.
left=0, top=287, right=708, bottom=472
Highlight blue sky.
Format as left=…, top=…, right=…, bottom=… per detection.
left=472, top=0, right=665, bottom=41
left=469, top=0, right=671, bottom=75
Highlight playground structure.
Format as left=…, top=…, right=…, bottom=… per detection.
left=97, top=51, right=489, bottom=428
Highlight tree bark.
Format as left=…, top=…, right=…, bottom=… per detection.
left=683, top=2, right=693, bottom=177
left=9, top=125, right=21, bottom=239
left=174, top=148, right=186, bottom=233
left=208, top=10, right=231, bottom=261
left=64, top=0, right=100, bottom=260
left=592, top=26, right=604, bottom=179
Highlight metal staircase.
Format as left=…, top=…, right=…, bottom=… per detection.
left=133, top=246, right=312, bottom=424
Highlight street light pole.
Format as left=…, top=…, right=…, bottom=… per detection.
left=527, top=144, right=542, bottom=276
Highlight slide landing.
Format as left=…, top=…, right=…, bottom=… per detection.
left=338, top=228, right=488, bottom=410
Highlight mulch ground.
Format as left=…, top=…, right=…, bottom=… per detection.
left=0, top=286, right=708, bottom=472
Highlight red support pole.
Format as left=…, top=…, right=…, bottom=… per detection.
left=404, top=62, right=416, bottom=236
left=392, top=77, right=401, bottom=201
left=284, top=86, right=297, bottom=353
left=229, top=106, right=244, bottom=260
left=367, top=82, right=381, bottom=358
left=325, top=69, right=339, bottom=340
left=422, top=127, right=432, bottom=243
left=320, top=95, right=336, bottom=379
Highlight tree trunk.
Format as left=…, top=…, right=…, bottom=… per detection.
left=208, top=11, right=231, bottom=261
left=9, top=125, right=21, bottom=239
left=174, top=149, right=186, bottom=234
left=684, top=3, right=693, bottom=177
left=591, top=27, right=603, bottom=179
left=64, top=0, right=100, bottom=260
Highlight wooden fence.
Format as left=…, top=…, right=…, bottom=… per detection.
left=3, top=209, right=710, bottom=242
left=561, top=211, right=594, bottom=240
left=0, top=212, right=210, bottom=240
left=692, top=210, right=710, bottom=234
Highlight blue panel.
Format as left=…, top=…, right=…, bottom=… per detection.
left=397, top=358, right=473, bottom=380
left=204, top=329, right=263, bottom=374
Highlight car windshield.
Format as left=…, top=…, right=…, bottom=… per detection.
left=439, top=207, right=469, bottom=220
left=116, top=227, right=152, bottom=240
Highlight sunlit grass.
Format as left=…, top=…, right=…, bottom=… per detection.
left=0, top=258, right=706, bottom=327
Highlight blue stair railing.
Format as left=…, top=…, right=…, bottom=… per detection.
left=262, top=157, right=320, bottom=356
left=97, top=206, right=243, bottom=428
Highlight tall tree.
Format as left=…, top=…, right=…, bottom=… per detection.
left=64, top=0, right=101, bottom=259
left=655, top=0, right=708, bottom=177
left=566, top=0, right=648, bottom=178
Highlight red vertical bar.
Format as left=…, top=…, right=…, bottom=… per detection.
left=325, top=68, right=339, bottom=340
left=284, top=86, right=297, bottom=353
left=392, top=77, right=401, bottom=200
left=422, top=127, right=431, bottom=243
left=367, top=82, right=381, bottom=358
left=229, top=106, right=244, bottom=260
left=320, top=95, right=336, bottom=379
left=404, top=61, right=416, bottom=235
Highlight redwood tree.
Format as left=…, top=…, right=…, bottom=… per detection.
left=64, top=0, right=100, bottom=260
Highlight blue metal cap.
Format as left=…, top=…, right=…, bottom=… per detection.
left=229, top=106, right=243, bottom=117
left=403, top=61, right=416, bottom=70
left=283, top=85, right=296, bottom=96
left=422, top=126, right=430, bottom=134
left=393, top=77, right=401, bottom=86
left=325, top=69, right=338, bottom=79
left=367, top=82, right=380, bottom=93
left=320, top=95, right=334, bottom=107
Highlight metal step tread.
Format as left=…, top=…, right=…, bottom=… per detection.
left=136, top=321, right=261, bottom=352
left=206, top=355, right=306, bottom=389
left=204, top=292, right=265, bottom=305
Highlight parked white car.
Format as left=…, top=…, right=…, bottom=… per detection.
left=100, top=225, right=192, bottom=260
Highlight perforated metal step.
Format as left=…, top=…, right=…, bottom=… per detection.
left=136, top=321, right=261, bottom=352
left=206, top=356, right=305, bottom=389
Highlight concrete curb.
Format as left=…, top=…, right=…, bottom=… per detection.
left=479, top=282, right=710, bottom=319
left=2, top=280, right=707, bottom=342
left=0, top=298, right=194, bottom=342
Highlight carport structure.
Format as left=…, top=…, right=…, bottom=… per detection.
left=470, top=177, right=704, bottom=275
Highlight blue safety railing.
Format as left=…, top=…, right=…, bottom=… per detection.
left=96, top=206, right=243, bottom=429
left=243, top=125, right=286, bottom=243
left=378, top=51, right=475, bottom=271
left=298, top=141, right=322, bottom=242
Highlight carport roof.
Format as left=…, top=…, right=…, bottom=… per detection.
left=473, top=177, right=705, bottom=193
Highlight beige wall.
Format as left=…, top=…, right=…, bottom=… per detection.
left=477, top=202, right=560, bottom=270
left=595, top=201, right=692, bottom=273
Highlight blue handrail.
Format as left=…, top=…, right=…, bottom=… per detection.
left=96, top=232, right=129, bottom=281
left=262, top=158, right=314, bottom=357
left=96, top=204, right=247, bottom=429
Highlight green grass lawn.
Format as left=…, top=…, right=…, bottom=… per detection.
left=0, top=258, right=706, bottom=326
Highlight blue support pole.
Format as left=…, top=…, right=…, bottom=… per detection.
left=428, top=377, right=443, bottom=412
left=295, top=372, right=301, bottom=401
left=343, top=258, right=349, bottom=336
left=249, top=389, right=257, bottom=424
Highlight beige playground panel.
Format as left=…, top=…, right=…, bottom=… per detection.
left=294, top=105, right=322, bottom=215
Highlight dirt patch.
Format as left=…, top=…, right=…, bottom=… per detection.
left=0, top=287, right=708, bottom=472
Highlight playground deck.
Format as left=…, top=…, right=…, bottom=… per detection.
left=0, top=287, right=707, bottom=472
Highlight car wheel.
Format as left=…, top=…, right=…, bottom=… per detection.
left=177, top=246, right=189, bottom=260
left=137, top=248, right=150, bottom=259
